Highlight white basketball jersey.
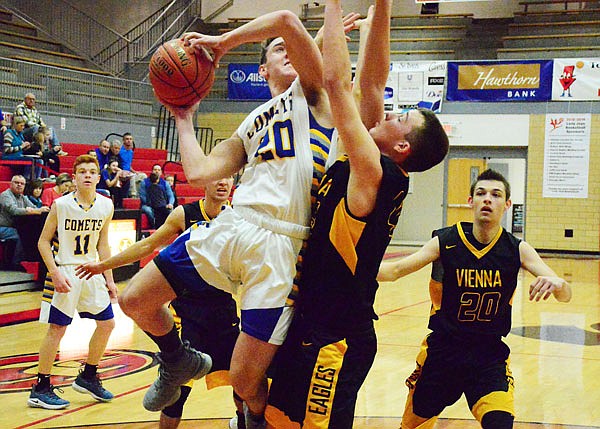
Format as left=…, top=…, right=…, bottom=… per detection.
left=54, top=193, right=113, bottom=265
left=233, top=78, right=315, bottom=227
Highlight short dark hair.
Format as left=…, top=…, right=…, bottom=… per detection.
left=259, top=38, right=278, bottom=65
left=402, top=108, right=449, bottom=172
left=470, top=169, right=511, bottom=200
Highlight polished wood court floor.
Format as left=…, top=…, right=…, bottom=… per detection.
left=1, top=251, right=598, bottom=428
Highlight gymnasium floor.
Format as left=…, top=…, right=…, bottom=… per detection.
left=1, top=251, right=598, bottom=429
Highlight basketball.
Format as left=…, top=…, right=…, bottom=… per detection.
left=149, top=38, right=215, bottom=107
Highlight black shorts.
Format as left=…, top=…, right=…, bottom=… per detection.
left=266, top=319, right=377, bottom=429
left=407, top=332, right=514, bottom=421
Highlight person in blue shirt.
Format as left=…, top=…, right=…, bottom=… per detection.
left=94, top=140, right=112, bottom=171
left=119, top=133, right=146, bottom=198
left=25, top=178, right=44, bottom=208
left=139, top=164, right=174, bottom=229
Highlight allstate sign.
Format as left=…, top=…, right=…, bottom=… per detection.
left=228, top=64, right=271, bottom=100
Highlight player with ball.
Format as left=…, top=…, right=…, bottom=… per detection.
left=130, top=9, right=357, bottom=429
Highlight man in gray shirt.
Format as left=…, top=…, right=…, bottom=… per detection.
left=0, top=175, right=49, bottom=270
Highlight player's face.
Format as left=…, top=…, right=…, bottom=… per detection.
left=74, top=163, right=100, bottom=190
left=468, top=180, right=511, bottom=225
left=369, top=110, right=424, bottom=157
left=259, top=38, right=297, bottom=86
left=205, top=177, right=233, bottom=202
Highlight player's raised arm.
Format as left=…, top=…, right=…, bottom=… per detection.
left=355, top=0, right=392, bottom=130
left=323, top=0, right=382, bottom=217
left=377, top=236, right=441, bottom=282
left=185, top=11, right=324, bottom=102
left=519, top=241, right=572, bottom=302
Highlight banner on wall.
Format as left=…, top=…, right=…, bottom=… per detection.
left=543, top=113, right=591, bottom=199
left=227, top=64, right=270, bottom=100
left=386, top=61, right=446, bottom=113
left=447, top=60, right=553, bottom=102
left=552, top=58, right=600, bottom=101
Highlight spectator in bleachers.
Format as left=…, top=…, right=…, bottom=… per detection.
left=99, top=158, right=126, bottom=208
left=139, top=164, right=173, bottom=229
left=39, top=127, right=64, bottom=176
left=109, top=138, right=133, bottom=198
left=3, top=116, right=37, bottom=180
left=119, top=132, right=146, bottom=198
left=165, top=174, right=178, bottom=208
left=95, top=140, right=111, bottom=170
left=0, top=175, right=49, bottom=270
left=14, top=93, right=66, bottom=156
left=25, top=178, right=45, bottom=208
left=0, top=108, right=6, bottom=141
left=87, top=149, right=97, bottom=158
left=22, top=131, right=44, bottom=179
left=41, top=173, right=72, bottom=207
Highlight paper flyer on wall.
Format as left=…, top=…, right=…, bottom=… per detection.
left=386, top=61, right=446, bottom=113
left=543, top=113, right=591, bottom=198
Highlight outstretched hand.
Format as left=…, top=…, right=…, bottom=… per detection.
left=529, top=276, right=566, bottom=301
left=181, top=32, right=226, bottom=67
left=75, top=262, right=104, bottom=280
left=314, top=12, right=362, bottom=48
left=164, top=102, right=201, bottom=121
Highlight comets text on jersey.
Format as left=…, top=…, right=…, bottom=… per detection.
left=63, top=218, right=104, bottom=232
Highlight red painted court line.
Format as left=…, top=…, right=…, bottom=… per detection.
left=15, top=383, right=151, bottom=429
left=0, top=308, right=40, bottom=327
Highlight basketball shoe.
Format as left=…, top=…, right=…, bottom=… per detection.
left=72, top=371, right=114, bottom=402
left=27, top=384, right=69, bottom=409
left=143, top=341, right=212, bottom=411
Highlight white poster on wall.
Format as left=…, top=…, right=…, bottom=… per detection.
left=552, top=58, right=600, bottom=101
left=543, top=113, right=591, bottom=198
left=389, top=61, right=446, bottom=112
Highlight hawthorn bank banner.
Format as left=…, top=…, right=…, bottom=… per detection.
left=446, top=60, right=553, bottom=102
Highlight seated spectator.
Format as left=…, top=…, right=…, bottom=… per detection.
left=25, top=178, right=44, bottom=208
left=22, top=131, right=44, bottom=179
left=95, top=139, right=111, bottom=170
left=99, top=158, right=125, bottom=207
left=41, top=173, right=72, bottom=207
left=165, top=174, right=178, bottom=208
left=38, top=127, right=64, bottom=176
left=14, top=93, right=65, bottom=155
left=0, top=175, right=49, bottom=270
left=87, top=149, right=97, bottom=158
left=0, top=108, right=6, bottom=141
left=139, top=164, right=174, bottom=229
left=2, top=116, right=37, bottom=179
left=119, top=132, right=146, bottom=198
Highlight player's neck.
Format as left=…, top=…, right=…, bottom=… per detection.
left=75, top=189, right=96, bottom=205
left=472, top=221, right=501, bottom=245
left=203, top=198, right=223, bottom=219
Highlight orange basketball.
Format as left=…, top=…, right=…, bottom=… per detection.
left=149, top=38, right=215, bottom=107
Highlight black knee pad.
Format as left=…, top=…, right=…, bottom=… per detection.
left=481, top=410, right=514, bottom=429
left=161, top=385, right=192, bottom=418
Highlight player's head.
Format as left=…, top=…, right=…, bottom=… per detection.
left=259, top=37, right=297, bottom=89
left=369, top=108, right=448, bottom=172
left=204, top=176, right=234, bottom=204
left=72, top=155, right=100, bottom=190
left=468, top=169, right=511, bottom=224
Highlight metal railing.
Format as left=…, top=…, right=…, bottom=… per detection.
left=0, top=0, right=124, bottom=72
left=0, top=56, right=158, bottom=124
left=94, top=0, right=203, bottom=79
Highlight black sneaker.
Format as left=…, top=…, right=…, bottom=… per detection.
left=72, top=372, right=114, bottom=402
